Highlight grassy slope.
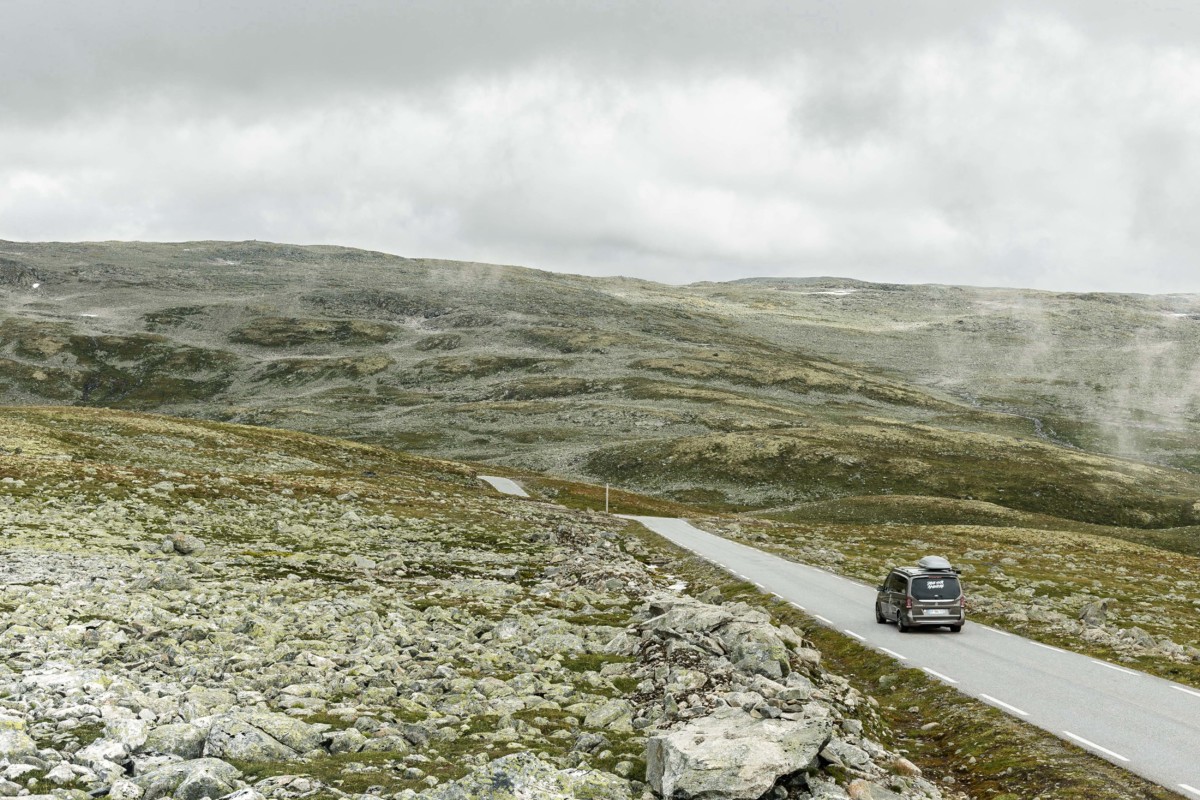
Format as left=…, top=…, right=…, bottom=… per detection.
left=2, top=404, right=1189, bottom=799
left=2, top=240, right=1199, bottom=535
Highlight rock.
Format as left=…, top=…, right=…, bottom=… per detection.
left=1128, top=627, right=1158, bottom=648
left=418, top=751, right=631, bottom=799
left=174, top=764, right=237, bottom=800
left=203, top=717, right=296, bottom=761
left=133, top=759, right=241, bottom=800
left=646, top=706, right=832, bottom=800
left=584, top=700, right=634, bottom=732
left=162, top=534, right=206, bottom=555
left=143, top=723, right=208, bottom=759
left=0, top=728, right=37, bottom=760
left=75, top=738, right=129, bottom=768
left=180, top=688, right=237, bottom=721
left=236, top=712, right=325, bottom=754
left=46, top=763, right=79, bottom=785
left=847, top=779, right=903, bottom=800
left=730, top=639, right=790, bottom=681
left=1078, top=598, right=1112, bottom=628
left=109, top=779, right=144, bottom=800
left=325, top=728, right=368, bottom=754
left=220, top=790, right=264, bottom=800
left=106, top=718, right=150, bottom=751
left=820, top=737, right=871, bottom=771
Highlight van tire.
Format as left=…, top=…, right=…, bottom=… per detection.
left=875, top=604, right=887, bottom=624
left=949, top=624, right=962, bottom=633
left=897, top=615, right=909, bottom=633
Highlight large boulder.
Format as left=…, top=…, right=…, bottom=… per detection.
left=161, top=534, right=206, bottom=556
left=236, top=712, right=326, bottom=754
left=1078, top=598, right=1112, bottom=628
left=0, top=717, right=37, bottom=760
left=419, top=751, right=631, bottom=799
left=646, top=706, right=833, bottom=800
left=203, top=717, right=296, bottom=762
left=143, top=723, right=208, bottom=759
left=133, top=758, right=241, bottom=800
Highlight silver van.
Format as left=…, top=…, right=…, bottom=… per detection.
left=875, top=556, right=965, bottom=632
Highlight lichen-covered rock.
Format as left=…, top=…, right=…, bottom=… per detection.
left=584, top=699, right=634, bottom=732
left=1078, top=598, right=1111, bottom=628
left=132, top=758, right=241, bottom=800
left=174, top=764, right=237, bottom=800
left=143, top=723, right=208, bottom=760
left=646, top=706, right=832, bottom=800
left=418, top=751, right=631, bottom=799
left=0, top=719, right=37, bottom=760
left=203, top=716, right=296, bottom=761
left=162, top=533, right=206, bottom=555
left=235, top=712, right=326, bottom=754
left=109, top=779, right=145, bottom=800
left=325, top=728, right=368, bottom=754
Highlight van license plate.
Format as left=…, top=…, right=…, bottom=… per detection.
left=925, top=609, right=948, bottom=616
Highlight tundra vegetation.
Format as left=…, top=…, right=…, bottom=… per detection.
left=1, top=241, right=1198, bottom=797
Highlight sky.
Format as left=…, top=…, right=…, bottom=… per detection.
left=2, top=1, right=1200, bottom=293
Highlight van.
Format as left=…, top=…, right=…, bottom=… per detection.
left=875, top=556, right=965, bottom=632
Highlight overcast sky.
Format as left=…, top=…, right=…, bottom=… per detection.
left=3, top=1, right=1200, bottom=292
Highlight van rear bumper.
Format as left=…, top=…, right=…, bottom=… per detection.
left=909, top=610, right=964, bottom=626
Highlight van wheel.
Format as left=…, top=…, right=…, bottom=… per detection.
left=875, top=604, right=887, bottom=624
left=897, top=615, right=909, bottom=633
left=949, top=624, right=962, bottom=633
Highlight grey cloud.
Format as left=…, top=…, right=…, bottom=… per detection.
left=3, top=1, right=1200, bottom=292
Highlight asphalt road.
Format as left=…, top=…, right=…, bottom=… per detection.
left=478, top=475, right=531, bottom=497
left=621, top=515, right=1200, bottom=797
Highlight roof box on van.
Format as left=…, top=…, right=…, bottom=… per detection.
left=917, top=555, right=954, bottom=571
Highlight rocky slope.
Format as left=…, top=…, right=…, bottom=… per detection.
left=2, top=241, right=1200, bottom=527
left=1, top=407, right=959, bottom=800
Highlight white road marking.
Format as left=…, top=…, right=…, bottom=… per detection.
left=790, top=602, right=806, bottom=611
left=980, top=626, right=1012, bottom=637
left=1091, top=660, right=1138, bottom=676
left=844, top=630, right=865, bottom=641
left=1179, top=784, right=1200, bottom=799
left=880, top=647, right=907, bottom=661
left=814, top=614, right=834, bottom=624
left=753, top=582, right=766, bottom=589
left=979, top=693, right=1030, bottom=717
left=1063, top=731, right=1130, bottom=762
left=1031, top=641, right=1065, bottom=653
left=923, top=668, right=958, bottom=684
left=1173, top=685, right=1200, bottom=700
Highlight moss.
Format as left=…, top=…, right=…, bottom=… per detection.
left=231, top=317, right=395, bottom=347
left=233, top=751, right=414, bottom=796
left=559, top=654, right=634, bottom=673
left=257, top=355, right=394, bottom=384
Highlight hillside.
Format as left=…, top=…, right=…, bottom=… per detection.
left=0, top=407, right=1182, bottom=800
left=2, top=240, right=1199, bottom=530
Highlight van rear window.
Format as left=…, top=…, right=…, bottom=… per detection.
left=911, top=576, right=960, bottom=600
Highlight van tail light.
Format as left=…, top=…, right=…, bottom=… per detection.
left=960, top=595, right=967, bottom=609
left=905, top=596, right=913, bottom=609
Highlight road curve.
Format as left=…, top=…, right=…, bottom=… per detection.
left=478, top=475, right=531, bottom=497
left=622, top=515, right=1200, bottom=797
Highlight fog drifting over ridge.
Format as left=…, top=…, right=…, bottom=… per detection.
left=3, top=1, right=1200, bottom=292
